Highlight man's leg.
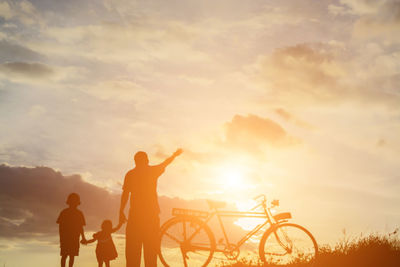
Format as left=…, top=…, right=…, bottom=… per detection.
left=126, top=219, right=143, bottom=267
left=143, top=216, right=160, bottom=267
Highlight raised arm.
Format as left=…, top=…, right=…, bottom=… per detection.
left=119, top=189, right=129, bottom=225
left=159, top=148, right=183, bottom=169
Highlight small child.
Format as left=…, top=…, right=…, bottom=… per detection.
left=56, top=193, right=87, bottom=267
left=83, top=219, right=125, bottom=267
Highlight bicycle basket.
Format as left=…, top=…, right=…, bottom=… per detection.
left=172, top=208, right=209, bottom=219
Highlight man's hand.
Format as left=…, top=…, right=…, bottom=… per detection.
left=173, top=148, right=183, bottom=157
left=160, top=148, right=183, bottom=169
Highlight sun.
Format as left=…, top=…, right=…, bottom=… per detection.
left=223, top=169, right=243, bottom=189
left=218, top=165, right=247, bottom=190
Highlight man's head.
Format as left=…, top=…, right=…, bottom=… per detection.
left=66, top=193, right=80, bottom=207
left=134, top=151, right=149, bottom=167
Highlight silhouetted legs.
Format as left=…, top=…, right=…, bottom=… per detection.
left=97, top=260, right=110, bottom=267
left=126, top=215, right=160, bottom=267
left=143, top=232, right=159, bottom=267
left=61, top=255, right=75, bottom=267
left=61, top=255, right=67, bottom=267
left=126, top=232, right=142, bottom=267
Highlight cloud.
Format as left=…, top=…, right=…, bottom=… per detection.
left=82, top=79, right=154, bottom=103
left=0, top=61, right=54, bottom=78
left=339, top=0, right=386, bottom=15
left=352, top=1, right=400, bottom=43
left=0, top=61, right=80, bottom=85
left=153, top=113, right=301, bottom=168
left=223, top=114, right=299, bottom=151
left=0, top=40, right=44, bottom=62
left=0, top=164, right=118, bottom=238
left=0, top=0, right=44, bottom=25
left=28, top=105, right=47, bottom=118
left=274, top=108, right=313, bottom=129
left=0, top=61, right=60, bottom=86
left=258, top=43, right=346, bottom=104
left=0, top=164, right=229, bottom=239
left=329, top=1, right=400, bottom=43
left=257, top=42, right=400, bottom=108
left=0, top=1, right=13, bottom=20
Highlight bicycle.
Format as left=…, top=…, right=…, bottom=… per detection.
left=159, top=195, right=318, bottom=266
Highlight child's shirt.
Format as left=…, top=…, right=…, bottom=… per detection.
left=56, top=207, right=86, bottom=243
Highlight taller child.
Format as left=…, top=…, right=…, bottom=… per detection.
left=57, top=193, right=87, bottom=267
left=119, top=149, right=183, bottom=267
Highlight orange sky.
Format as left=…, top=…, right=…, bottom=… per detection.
left=0, top=0, right=400, bottom=266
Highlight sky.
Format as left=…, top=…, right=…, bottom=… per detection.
left=0, top=0, right=399, bottom=266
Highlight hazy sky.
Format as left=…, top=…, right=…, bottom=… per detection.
left=0, top=0, right=399, bottom=266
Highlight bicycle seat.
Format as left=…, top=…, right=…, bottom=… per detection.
left=207, top=200, right=227, bottom=209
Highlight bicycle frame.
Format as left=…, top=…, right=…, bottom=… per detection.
left=180, top=197, right=280, bottom=253
left=161, top=196, right=317, bottom=267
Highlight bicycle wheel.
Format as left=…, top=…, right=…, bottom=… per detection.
left=159, top=216, right=216, bottom=267
left=259, top=223, right=318, bottom=265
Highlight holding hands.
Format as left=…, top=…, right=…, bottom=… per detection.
left=119, top=212, right=127, bottom=226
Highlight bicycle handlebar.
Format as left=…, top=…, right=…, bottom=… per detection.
left=253, top=194, right=266, bottom=202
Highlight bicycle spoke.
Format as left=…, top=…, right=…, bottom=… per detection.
left=183, top=220, right=187, bottom=241
left=164, top=231, right=182, bottom=244
left=180, top=247, right=188, bottom=267
left=274, top=230, right=291, bottom=252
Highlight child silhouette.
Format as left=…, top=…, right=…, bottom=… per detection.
left=56, top=193, right=87, bottom=267
left=83, top=219, right=125, bottom=267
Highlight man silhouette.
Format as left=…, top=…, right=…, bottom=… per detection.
left=119, top=149, right=183, bottom=267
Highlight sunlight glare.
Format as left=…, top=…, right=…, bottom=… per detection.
left=217, top=163, right=253, bottom=192
left=223, top=168, right=244, bottom=189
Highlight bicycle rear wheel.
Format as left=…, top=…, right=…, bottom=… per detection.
left=259, top=223, right=318, bottom=265
left=159, top=216, right=215, bottom=267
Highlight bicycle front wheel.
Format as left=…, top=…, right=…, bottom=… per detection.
left=259, top=223, right=318, bottom=265
left=159, top=216, right=215, bottom=267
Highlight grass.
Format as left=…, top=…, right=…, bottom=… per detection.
left=219, top=230, right=400, bottom=267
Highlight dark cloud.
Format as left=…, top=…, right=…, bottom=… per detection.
left=0, top=40, right=43, bottom=63
left=352, top=0, right=400, bottom=42
left=224, top=114, right=299, bottom=150
left=0, top=165, right=237, bottom=240
left=259, top=43, right=400, bottom=108
left=0, top=164, right=119, bottom=238
left=261, top=43, right=345, bottom=103
left=0, top=62, right=54, bottom=79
